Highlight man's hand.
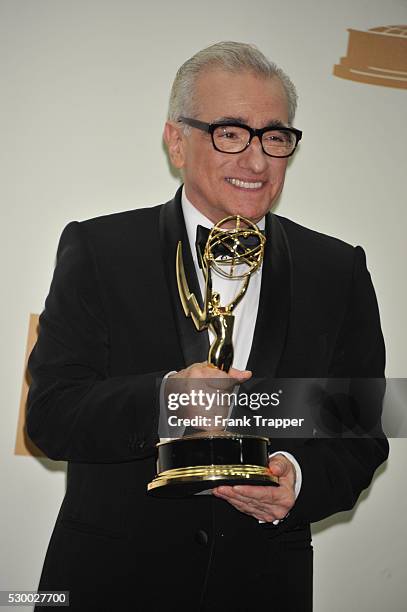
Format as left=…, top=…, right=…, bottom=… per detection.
left=170, top=362, right=252, bottom=384
left=166, top=363, right=252, bottom=433
left=212, top=454, right=297, bottom=523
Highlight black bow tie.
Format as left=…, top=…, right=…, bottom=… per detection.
left=195, top=224, right=264, bottom=268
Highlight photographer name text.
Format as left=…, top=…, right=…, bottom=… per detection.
left=167, top=415, right=305, bottom=429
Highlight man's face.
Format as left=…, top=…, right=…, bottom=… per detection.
left=165, top=69, right=291, bottom=224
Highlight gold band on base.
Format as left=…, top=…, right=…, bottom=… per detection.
left=147, top=464, right=278, bottom=492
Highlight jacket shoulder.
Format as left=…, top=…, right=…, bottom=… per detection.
left=276, top=214, right=356, bottom=270
left=61, top=203, right=167, bottom=260
left=276, top=215, right=354, bottom=252
left=80, top=203, right=162, bottom=236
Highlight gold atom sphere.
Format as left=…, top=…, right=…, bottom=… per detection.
left=204, top=215, right=266, bottom=279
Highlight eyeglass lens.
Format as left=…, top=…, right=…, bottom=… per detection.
left=213, top=125, right=296, bottom=157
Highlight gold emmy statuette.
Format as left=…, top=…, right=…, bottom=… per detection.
left=148, top=216, right=279, bottom=497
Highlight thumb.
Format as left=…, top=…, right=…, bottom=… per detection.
left=268, top=455, right=291, bottom=478
left=228, top=368, right=252, bottom=382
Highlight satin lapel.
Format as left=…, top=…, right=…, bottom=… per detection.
left=159, top=187, right=209, bottom=367
left=246, top=213, right=291, bottom=377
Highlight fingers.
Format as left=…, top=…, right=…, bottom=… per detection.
left=228, top=367, right=252, bottom=382
left=165, top=363, right=250, bottom=426
left=170, top=362, right=216, bottom=379
left=213, top=468, right=296, bottom=522
left=212, top=487, right=267, bottom=521
left=215, top=484, right=280, bottom=502
left=213, top=485, right=291, bottom=522
left=170, top=362, right=252, bottom=383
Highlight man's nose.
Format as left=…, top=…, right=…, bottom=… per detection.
left=238, top=136, right=268, bottom=173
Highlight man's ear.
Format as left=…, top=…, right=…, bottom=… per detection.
left=163, top=121, right=186, bottom=169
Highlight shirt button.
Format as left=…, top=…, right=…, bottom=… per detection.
left=195, top=529, right=209, bottom=546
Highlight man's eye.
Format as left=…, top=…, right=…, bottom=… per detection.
left=220, top=129, right=240, bottom=139
left=264, top=131, right=291, bottom=144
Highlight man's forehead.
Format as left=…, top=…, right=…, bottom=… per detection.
left=196, top=66, right=284, bottom=91
left=194, top=68, right=289, bottom=122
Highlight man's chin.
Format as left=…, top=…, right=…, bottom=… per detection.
left=225, top=202, right=271, bottom=224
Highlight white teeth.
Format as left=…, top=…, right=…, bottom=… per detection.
left=227, top=178, right=263, bottom=189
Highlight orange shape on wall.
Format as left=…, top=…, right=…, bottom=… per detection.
left=14, top=314, right=44, bottom=457
left=334, top=25, right=407, bottom=89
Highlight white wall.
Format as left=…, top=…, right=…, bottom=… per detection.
left=1, top=1, right=406, bottom=610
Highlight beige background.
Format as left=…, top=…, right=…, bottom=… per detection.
left=1, top=1, right=406, bottom=610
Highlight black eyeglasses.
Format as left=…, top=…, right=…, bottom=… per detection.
left=178, top=116, right=302, bottom=158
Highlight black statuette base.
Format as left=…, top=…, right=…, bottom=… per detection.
left=147, top=434, right=279, bottom=498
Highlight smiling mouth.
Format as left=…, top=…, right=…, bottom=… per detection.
left=226, top=178, right=264, bottom=190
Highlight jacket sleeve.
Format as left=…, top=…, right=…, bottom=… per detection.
left=26, top=221, right=165, bottom=463
left=272, top=245, right=389, bottom=527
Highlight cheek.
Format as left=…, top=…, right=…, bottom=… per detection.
left=270, top=163, right=288, bottom=186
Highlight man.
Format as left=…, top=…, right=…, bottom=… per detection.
left=27, top=42, right=388, bottom=611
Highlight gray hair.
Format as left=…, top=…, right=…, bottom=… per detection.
left=168, top=41, right=298, bottom=126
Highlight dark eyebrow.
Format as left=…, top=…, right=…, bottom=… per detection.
left=213, top=115, right=248, bottom=124
left=212, top=116, right=288, bottom=129
left=264, top=119, right=288, bottom=129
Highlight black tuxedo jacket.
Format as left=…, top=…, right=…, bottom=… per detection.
left=27, top=187, right=388, bottom=611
